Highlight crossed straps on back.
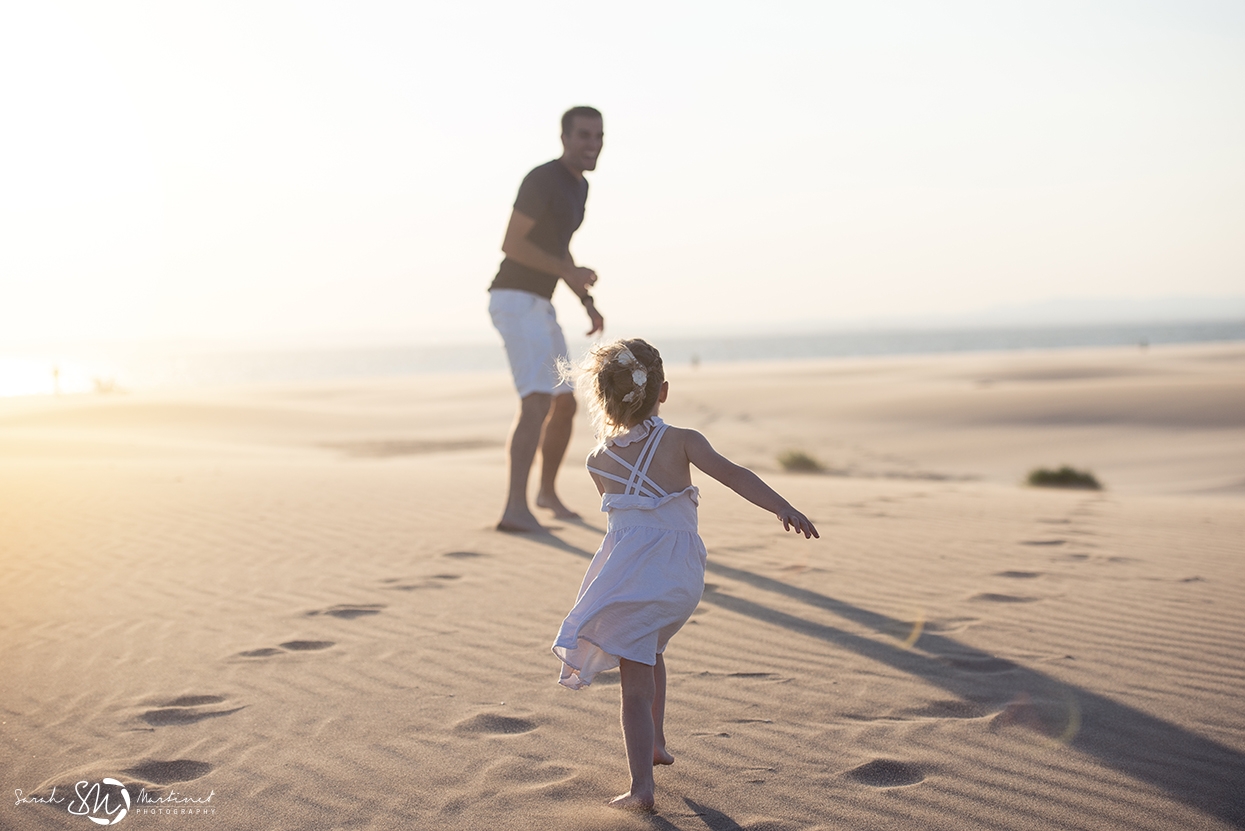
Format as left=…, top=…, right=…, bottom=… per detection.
left=588, top=421, right=670, bottom=498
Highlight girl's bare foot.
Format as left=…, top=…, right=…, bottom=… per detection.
left=653, top=746, right=674, bottom=766
left=608, top=790, right=655, bottom=812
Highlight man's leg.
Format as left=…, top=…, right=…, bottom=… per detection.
left=497, top=392, right=551, bottom=532
left=535, top=392, right=580, bottom=519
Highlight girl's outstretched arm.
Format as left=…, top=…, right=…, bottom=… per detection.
left=684, top=430, right=819, bottom=539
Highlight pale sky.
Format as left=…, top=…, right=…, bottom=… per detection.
left=2, top=0, right=1243, bottom=349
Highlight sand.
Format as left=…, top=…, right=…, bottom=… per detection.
left=1, top=341, right=1243, bottom=830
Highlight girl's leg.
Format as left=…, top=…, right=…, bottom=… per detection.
left=611, top=658, right=656, bottom=810
left=652, top=653, right=674, bottom=765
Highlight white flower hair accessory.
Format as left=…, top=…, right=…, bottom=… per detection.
left=615, top=346, right=649, bottom=403
left=621, top=368, right=648, bottom=403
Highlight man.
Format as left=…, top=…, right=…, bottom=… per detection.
left=488, top=106, right=605, bottom=533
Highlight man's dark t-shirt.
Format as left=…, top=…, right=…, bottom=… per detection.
left=489, top=159, right=588, bottom=300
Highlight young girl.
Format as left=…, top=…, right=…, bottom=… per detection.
left=551, top=338, right=818, bottom=811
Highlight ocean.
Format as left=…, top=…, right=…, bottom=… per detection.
left=4, top=319, right=1242, bottom=398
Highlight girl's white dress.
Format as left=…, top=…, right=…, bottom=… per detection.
left=552, top=417, right=707, bottom=689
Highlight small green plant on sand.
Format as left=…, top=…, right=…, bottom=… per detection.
left=1027, top=466, right=1102, bottom=490
left=778, top=450, right=824, bottom=473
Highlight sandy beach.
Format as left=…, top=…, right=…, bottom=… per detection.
left=2, top=341, right=1243, bottom=831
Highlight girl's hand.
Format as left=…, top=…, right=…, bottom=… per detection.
left=778, top=507, right=819, bottom=539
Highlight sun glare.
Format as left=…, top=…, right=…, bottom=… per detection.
left=0, top=358, right=94, bottom=398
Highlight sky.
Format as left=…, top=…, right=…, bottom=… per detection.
left=1, top=0, right=1243, bottom=351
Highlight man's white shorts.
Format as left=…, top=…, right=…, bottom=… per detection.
left=489, top=288, right=573, bottom=398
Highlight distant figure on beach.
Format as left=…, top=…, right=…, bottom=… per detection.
left=552, top=339, right=819, bottom=811
left=489, top=106, right=606, bottom=533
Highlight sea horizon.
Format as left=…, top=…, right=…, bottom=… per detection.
left=3, top=317, right=1242, bottom=399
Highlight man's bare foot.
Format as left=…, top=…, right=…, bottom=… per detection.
left=607, top=790, right=654, bottom=812
left=653, top=746, right=674, bottom=766
left=495, top=506, right=545, bottom=533
left=535, top=491, right=581, bottom=520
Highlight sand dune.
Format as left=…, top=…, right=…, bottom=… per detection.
left=1, top=342, right=1242, bottom=830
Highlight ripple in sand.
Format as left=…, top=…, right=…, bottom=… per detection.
left=454, top=713, right=537, bottom=735
left=902, top=699, right=991, bottom=719
left=161, top=695, right=225, bottom=707
left=323, top=438, right=500, bottom=458
left=845, top=759, right=925, bottom=787
left=124, top=760, right=213, bottom=784
left=940, top=655, right=1018, bottom=673
left=444, top=550, right=486, bottom=559
left=923, top=617, right=980, bottom=633
left=1020, top=539, right=1066, bottom=546
left=996, top=570, right=1042, bottom=579
left=971, top=593, right=1039, bottom=603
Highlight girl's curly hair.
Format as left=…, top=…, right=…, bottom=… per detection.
left=562, top=338, right=665, bottom=441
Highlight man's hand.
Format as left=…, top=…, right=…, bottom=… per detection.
left=585, top=304, right=604, bottom=336
left=565, top=266, right=597, bottom=294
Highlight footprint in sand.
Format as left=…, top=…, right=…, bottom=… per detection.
left=845, top=759, right=925, bottom=787
left=453, top=713, right=538, bottom=735
left=482, top=756, right=574, bottom=787
left=124, top=760, right=213, bottom=785
left=141, top=694, right=243, bottom=727
left=235, top=640, right=335, bottom=659
left=280, top=639, right=335, bottom=650
left=307, top=604, right=385, bottom=619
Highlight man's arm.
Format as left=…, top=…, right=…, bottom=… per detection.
left=501, top=210, right=596, bottom=293
left=501, top=209, right=604, bottom=335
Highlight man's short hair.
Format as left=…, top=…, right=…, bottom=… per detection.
left=561, top=106, right=603, bottom=136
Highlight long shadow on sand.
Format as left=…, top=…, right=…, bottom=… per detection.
left=532, top=532, right=1245, bottom=829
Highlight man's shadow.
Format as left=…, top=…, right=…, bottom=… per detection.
left=529, top=532, right=1245, bottom=829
